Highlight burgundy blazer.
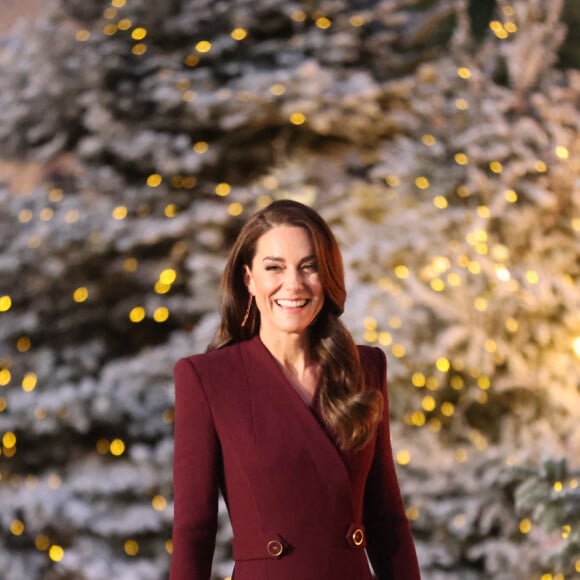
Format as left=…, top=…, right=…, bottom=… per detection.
left=170, top=335, right=420, bottom=580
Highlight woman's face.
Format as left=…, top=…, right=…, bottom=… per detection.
left=244, top=225, right=324, bottom=341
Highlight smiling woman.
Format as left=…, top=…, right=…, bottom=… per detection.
left=170, top=199, right=420, bottom=580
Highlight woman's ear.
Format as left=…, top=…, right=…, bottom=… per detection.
left=243, top=264, right=254, bottom=294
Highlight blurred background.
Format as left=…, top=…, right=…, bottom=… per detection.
left=0, top=0, right=579, bottom=578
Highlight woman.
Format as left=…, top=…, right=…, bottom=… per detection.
left=170, top=199, right=421, bottom=579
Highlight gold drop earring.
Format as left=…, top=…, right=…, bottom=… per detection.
left=241, top=294, right=253, bottom=327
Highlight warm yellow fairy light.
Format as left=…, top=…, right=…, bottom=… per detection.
left=19, top=209, right=33, bottom=223
left=422, top=134, right=436, bottom=146
left=112, top=206, right=128, bottom=220
left=436, top=358, right=450, bottom=372
left=104, top=7, right=117, bottom=19
left=48, top=188, right=63, bottom=202
left=392, top=344, right=406, bottom=358
left=534, top=160, right=547, bottom=172
left=35, top=535, right=50, bottom=551
left=504, top=22, right=517, bottom=33
left=0, top=397, right=6, bottom=412
left=315, top=17, right=332, bottom=29
left=457, top=67, right=471, bottom=79
left=215, top=183, right=231, bottom=196
left=48, top=545, right=64, bottom=562
left=406, top=505, right=420, bottom=520
left=76, top=30, right=90, bottom=42
left=129, top=307, right=146, bottom=323
left=394, top=265, right=409, bottom=279
left=415, top=176, right=430, bottom=190
left=411, top=372, right=426, bottom=388
left=184, top=54, right=200, bottom=67
left=193, top=141, right=209, bottom=154
left=165, top=204, right=177, bottom=218
left=103, top=24, right=118, bottom=36
left=489, top=161, right=503, bottom=173
left=396, top=450, right=411, bottom=465
left=291, top=10, right=306, bottom=22
left=454, top=448, right=468, bottom=462
left=478, top=376, right=491, bottom=390
left=290, top=112, right=306, bottom=125
left=152, top=495, right=167, bottom=511
left=228, top=202, right=244, bottom=216
left=2, top=431, right=16, bottom=448
left=454, top=152, right=468, bottom=165
left=110, top=438, right=125, bottom=456
left=159, top=269, right=176, bottom=285
left=477, top=206, right=490, bottom=218
left=65, top=209, right=79, bottom=223
left=124, top=539, right=139, bottom=556
left=147, top=174, right=162, bottom=187
left=22, top=373, right=37, bottom=392
left=231, top=27, right=248, bottom=40
left=411, top=411, right=426, bottom=426
left=430, top=278, right=445, bottom=292
left=573, top=337, right=580, bottom=358
left=554, top=481, right=563, bottom=492
left=447, top=273, right=461, bottom=286
left=422, top=396, right=436, bottom=412
left=0, top=295, right=12, bottom=312
left=117, top=19, right=132, bottom=30
left=112, top=0, right=126, bottom=7
left=270, top=83, right=286, bottom=96
left=73, top=287, right=89, bottom=303
left=519, top=518, right=532, bottom=534
left=132, top=43, right=147, bottom=55
left=525, top=270, right=539, bottom=284
left=378, top=331, right=392, bottom=346
left=96, top=439, right=109, bottom=454
left=555, top=146, right=569, bottom=159
left=474, top=297, right=488, bottom=311
left=153, top=307, right=169, bottom=323
left=195, top=40, right=212, bottom=53
left=385, top=175, right=400, bottom=187
left=123, top=258, right=138, bottom=272
left=10, top=519, right=25, bottom=536
left=450, top=375, right=464, bottom=390
left=17, top=337, right=31, bottom=352
left=455, top=98, right=469, bottom=110
left=131, top=27, right=147, bottom=40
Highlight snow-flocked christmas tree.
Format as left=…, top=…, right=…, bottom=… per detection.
left=1, top=1, right=579, bottom=579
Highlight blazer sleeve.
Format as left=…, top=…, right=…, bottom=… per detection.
left=363, top=347, right=421, bottom=579
left=170, top=357, right=220, bottom=580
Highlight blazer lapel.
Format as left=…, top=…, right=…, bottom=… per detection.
left=240, top=336, right=355, bottom=512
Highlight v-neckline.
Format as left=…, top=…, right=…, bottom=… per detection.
left=255, top=335, right=320, bottom=408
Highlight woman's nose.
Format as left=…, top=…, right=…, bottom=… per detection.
left=283, top=268, right=303, bottom=288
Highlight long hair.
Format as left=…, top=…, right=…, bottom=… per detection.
left=208, top=199, right=383, bottom=452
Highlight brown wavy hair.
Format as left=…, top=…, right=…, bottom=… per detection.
left=208, top=199, right=383, bottom=452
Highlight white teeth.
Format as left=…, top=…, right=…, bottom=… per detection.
left=276, top=299, right=308, bottom=308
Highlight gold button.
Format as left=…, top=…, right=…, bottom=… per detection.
left=351, top=528, right=365, bottom=546
left=267, top=540, right=284, bottom=557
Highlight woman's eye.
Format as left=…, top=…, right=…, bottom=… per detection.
left=303, top=263, right=317, bottom=271
left=265, top=265, right=281, bottom=271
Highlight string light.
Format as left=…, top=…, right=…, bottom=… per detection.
left=289, top=112, right=306, bottom=125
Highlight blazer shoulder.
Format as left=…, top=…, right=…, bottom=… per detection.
left=177, top=340, right=240, bottom=365
left=357, top=345, right=387, bottom=392
left=357, top=344, right=387, bottom=369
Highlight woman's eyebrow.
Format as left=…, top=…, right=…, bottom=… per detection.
left=261, top=254, right=316, bottom=263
